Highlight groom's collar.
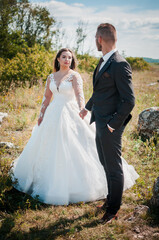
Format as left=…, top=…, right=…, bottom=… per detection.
left=102, top=48, right=117, bottom=63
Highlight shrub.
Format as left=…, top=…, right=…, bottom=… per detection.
left=0, top=45, right=55, bottom=93
left=0, top=51, right=151, bottom=94
left=126, top=57, right=150, bottom=70
left=77, top=55, right=150, bottom=72
left=77, top=54, right=98, bottom=73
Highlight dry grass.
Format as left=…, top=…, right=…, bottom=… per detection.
left=0, top=66, right=159, bottom=240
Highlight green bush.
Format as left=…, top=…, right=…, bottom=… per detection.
left=0, top=45, right=55, bottom=93
left=126, top=57, right=150, bottom=70
left=77, top=54, right=98, bottom=73
left=0, top=51, right=98, bottom=93
left=0, top=50, right=151, bottom=93
left=77, top=55, right=150, bottom=72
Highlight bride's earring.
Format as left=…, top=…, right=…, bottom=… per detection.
left=58, top=62, right=60, bottom=68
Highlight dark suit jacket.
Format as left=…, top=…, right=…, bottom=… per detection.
left=85, top=51, right=135, bottom=129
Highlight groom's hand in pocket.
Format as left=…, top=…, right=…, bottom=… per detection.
left=107, top=124, right=115, bottom=133
left=79, top=108, right=88, bottom=119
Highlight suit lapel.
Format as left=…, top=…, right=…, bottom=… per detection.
left=93, top=51, right=118, bottom=87
left=93, top=66, right=98, bottom=84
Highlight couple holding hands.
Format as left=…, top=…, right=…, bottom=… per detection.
left=12, top=23, right=139, bottom=224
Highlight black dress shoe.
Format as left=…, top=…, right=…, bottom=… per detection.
left=98, top=212, right=118, bottom=224
left=96, top=199, right=108, bottom=211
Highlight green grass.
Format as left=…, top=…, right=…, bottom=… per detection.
left=0, top=65, right=159, bottom=240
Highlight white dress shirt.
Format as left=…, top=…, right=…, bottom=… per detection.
left=99, top=48, right=117, bottom=71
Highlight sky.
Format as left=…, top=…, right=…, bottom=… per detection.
left=30, top=0, right=159, bottom=59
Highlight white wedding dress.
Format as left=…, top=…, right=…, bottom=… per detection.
left=11, top=72, right=139, bottom=205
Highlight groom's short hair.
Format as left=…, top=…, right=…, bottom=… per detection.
left=97, top=23, right=117, bottom=43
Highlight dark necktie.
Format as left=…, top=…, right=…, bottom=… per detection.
left=95, top=57, right=104, bottom=76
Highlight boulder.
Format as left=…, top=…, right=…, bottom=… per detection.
left=0, top=112, right=8, bottom=124
left=138, top=107, right=159, bottom=140
left=0, top=142, right=16, bottom=149
left=133, top=205, right=150, bottom=216
left=150, top=177, right=159, bottom=207
left=124, top=205, right=150, bottom=222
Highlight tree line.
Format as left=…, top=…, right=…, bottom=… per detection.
left=0, top=0, right=150, bottom=93
left=0, top=0, right=57, bottom=59
left=0, top=0, right=87, bottom=59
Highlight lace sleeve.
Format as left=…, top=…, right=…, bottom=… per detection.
left=72, top=73, right=85, bottom=110
left=39, top=75, right=52, bottom=119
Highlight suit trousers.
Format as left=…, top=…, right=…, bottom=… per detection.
left=95, top=123, right=125, bottom=214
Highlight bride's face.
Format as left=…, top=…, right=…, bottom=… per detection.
left=58, top=51, right=73, bottom=68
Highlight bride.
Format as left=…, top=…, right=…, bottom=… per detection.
left=11, top=48, right=139, bottom=205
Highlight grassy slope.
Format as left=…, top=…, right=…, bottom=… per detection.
left=0, top=65, right=159, bottom=240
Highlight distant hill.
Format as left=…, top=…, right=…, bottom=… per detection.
left=143, top=57, right=159, bottom=63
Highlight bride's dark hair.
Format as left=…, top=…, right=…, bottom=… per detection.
left=54, top=48, right=76, bottom=72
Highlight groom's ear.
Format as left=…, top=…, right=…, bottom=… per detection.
left=98, top=35, right=102, bottom=44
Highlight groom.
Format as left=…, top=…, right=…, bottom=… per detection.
left=80, top=23, right=135, bottom=223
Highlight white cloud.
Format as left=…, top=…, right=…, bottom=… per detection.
left=34, top=0, right=159, bottom=58
left=72, top=3, right=84, bottom=8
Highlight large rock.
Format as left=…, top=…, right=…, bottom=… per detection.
left=138, top=107, right=159, bottom=140
left=150, top=177, right=159, bottom=207
left=0, top=142, right=16, bottom=149
left=0, top=112, right=8, bottom=124
left=124, top=205, right=150, bottom=222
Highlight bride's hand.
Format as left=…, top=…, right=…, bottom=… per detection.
left=79, top=108, right=88, bottom=119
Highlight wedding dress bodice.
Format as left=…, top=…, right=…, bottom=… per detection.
left=38, top=72, right=85, bottom=120
left=45, top=72, right=85, bottom=109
